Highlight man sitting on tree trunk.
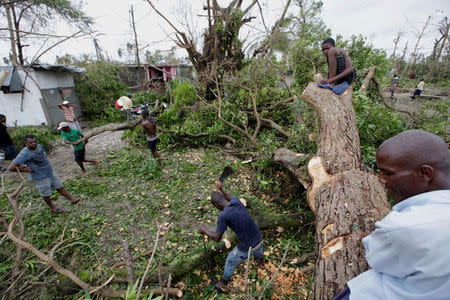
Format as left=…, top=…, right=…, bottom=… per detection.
left=333, top=129, right=450, bottom=300
left=198, top=181, right=265, bottom=293
left=318, top=37, right=356, bottom=95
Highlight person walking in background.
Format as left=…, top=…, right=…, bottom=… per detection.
left=0, top=114, right=18, bottom=171
left=58, top=122, right=98, bottom=175
left=57, top=100, right=81, bottom=130
left=390, top=74, right=399, bottom=97
left=411, top=79, right=425, bottom=100
left=8, top=135, right=81, bottom=214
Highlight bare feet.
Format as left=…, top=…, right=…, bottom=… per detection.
left=51, top=207, right=65, bottom=214
left=71, top=198, right=82, bottom=205
left=93, top=160, right=99, bottom=167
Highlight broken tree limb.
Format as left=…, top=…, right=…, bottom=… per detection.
left=297, top=83, right=391, bottom=299
left=358, top=66, right=376, bottom=93
left=100, top=288, right=182, bottom=298
left=157, top=127, right=236, bottom=145
left=122, top=240, right=135, bottom=286
left=371, top=76, right=414, bottom=117
left=76, top=118, right=143, bottom=144
left=260, top=117, right=291, bottom=137
left=112, top=212, right=302, bottom=284
left=273, top=148, right=309, bottom=189
left=290, top=252, right=314, bottom=266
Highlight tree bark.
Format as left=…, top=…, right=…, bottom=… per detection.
left=299, top=83, right=391, bottom=299
left=302, top=83, right=363, bottom=174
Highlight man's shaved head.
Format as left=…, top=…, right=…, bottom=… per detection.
left=378, top=130, right=449, bottom=172
left=376, top=130, right=450, bottom=202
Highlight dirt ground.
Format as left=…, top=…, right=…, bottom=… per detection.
left=48, top=130, right=127, bottom=180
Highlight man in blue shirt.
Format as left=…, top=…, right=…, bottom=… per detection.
left=198, top=181, right=264, bottom=293
left=8, top=134, right=81, bottom=213
left=334, top=130, right=450, bottom=300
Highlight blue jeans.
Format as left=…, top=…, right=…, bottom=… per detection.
left=317, top=81, right=350, bottom=95
left=223, top=244, right=264, bottom=281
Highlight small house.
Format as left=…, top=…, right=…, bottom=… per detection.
left=118, top=63, right=194, bottom=92
left=0, top=64, right=85, bottom=127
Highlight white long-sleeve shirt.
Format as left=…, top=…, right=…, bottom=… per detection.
left=348, top=190, right=450, bottom=299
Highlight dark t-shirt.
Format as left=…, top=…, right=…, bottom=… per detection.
left=216, top=196, right=262, bottom=252
left=0, top=123, right=13, bottom=147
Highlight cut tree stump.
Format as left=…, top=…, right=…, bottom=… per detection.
left=291, top=83, right=391, bottom=299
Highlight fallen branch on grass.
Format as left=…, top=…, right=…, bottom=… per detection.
left=158, top=127, right=236, bottom=145
left=112, top=212, right=302, bottom=284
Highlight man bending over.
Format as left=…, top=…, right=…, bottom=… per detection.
left=198, top=180, right=265, bottom=293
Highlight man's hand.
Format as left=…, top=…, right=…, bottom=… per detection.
left=216, top=181, right=222, bottom=190
left=198, top=225, right=206, bottom=234
left=358, top=232, right=371, bottom=240
left=320, top=78, right=331, bottom=84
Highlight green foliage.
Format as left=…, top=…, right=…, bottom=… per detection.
left=9, top=126, right=60, bottom=152
left=338, top=35, right=391, bottom=81
left=353, top=92, right=406, bottom=168
left=73, top=60, right=129, bottom=122
left=412, top=99, right=449, bottom=138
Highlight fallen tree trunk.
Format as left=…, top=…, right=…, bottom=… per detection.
left=298, top=83, right=391, bottom=299
left=75, top=118, right=142, bottom=144
left=112, top=212, right=302, bottom=284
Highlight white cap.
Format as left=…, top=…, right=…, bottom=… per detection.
left=62, top=100, right=69, bottom=105
left=57, top=122, right=70, bottom=130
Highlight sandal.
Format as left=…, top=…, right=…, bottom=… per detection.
left=213, top=280, right=229, bottom=294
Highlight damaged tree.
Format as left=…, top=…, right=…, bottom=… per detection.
left=276, top=83, right=391, bottom=299
left=147, top=0, right=258, bottom=98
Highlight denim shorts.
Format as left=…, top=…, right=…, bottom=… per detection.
left=32, top=172, right=63, bottom=197
left=223, top=241, right=264, bottom=281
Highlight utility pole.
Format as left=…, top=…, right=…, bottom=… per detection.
left=130, top=5, right=143, bottom=90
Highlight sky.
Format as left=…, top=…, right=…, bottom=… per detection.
left=1, top=0, right=449, bottom=64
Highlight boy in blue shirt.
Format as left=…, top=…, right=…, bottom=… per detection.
left=198, top=181, right=264, bottom=293
left=58, top=122, right=98, bottom=175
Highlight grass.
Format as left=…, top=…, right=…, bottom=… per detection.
left=0, top=145, right=315, bottom=299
